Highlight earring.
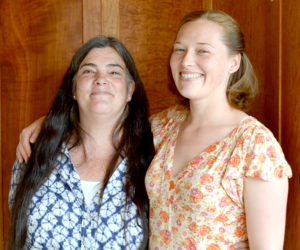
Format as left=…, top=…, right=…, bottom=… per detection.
left=73, top=95, right=76, bottom=100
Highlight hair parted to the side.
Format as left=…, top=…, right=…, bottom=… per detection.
left=10, top=36, right=154, bottom=249
left=178, top=10, right=258, bottom=111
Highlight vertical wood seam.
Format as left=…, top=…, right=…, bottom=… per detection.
left=100, top=0, right=120, bottom=38
left=278, top=0, right=282, bottom=143
left=203, top=0, right=213, bottom=10
left=82, top=0, right=102, bottom=43
left=0, top=61, right=3, bottom=250
left=81, top=0, right=84, bottom=44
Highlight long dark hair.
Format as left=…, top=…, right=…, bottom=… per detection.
left=10, top=36, right=155, bottom=249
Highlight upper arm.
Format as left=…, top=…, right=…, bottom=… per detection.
left=244, top=177, right=288, bottom=250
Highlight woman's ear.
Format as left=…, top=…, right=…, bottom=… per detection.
left=229, top=53, right=241, bottom=74
left=127, top=81, right=136, bottom=102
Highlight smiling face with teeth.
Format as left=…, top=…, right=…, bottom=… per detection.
left=170, top=19, right=240, bottom=103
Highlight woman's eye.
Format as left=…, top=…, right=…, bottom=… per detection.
left=83, top=69, right=94, bottom=74
left=110, top=71, right=120, bottom=75
left=198, top=49, right=209, bottom=54
left=173, top=48, right=185, bottom=53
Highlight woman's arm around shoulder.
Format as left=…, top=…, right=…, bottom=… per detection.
left=16, top=116, right=45, bottom=163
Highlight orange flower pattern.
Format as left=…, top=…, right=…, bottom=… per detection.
left=146, top=105, right=292, bottom=249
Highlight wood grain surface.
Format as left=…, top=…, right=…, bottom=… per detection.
left=0, top=0, right=82, bottom=247
left=119, top=0, right=205, bottom=115
left=1, top=0, right=299, bottom=248
left=282, top=0, right=300, bottom=248
left=83, top=0, right=101, bottom=42
left=213, top=0, right=280, bottom=138
left=101, top=0, right=120, bottom=38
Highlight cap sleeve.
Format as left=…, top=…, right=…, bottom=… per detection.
left=221, top=120, right=292, bottom=207
left=150, top=105, right=187, bottom=150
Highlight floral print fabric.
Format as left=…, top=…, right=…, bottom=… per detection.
left=146, top=105, right=292, bottom=249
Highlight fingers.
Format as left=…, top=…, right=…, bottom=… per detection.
left=234, top=241, right=249, bottom=249
left=29, top=128, right=40, bottom=144
left=16, top=142, right=30, bottom=163
left=15, top=116, right=45, bottom=163
left=16, top=128, right=32, bottom=163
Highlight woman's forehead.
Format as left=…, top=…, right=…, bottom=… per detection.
left=81, top=47, right=125, bottom=67
left=175, top=19, right=225, bottom=47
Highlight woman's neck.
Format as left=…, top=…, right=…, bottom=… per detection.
left=78, top=113, right=122, bottom=145
left=187, top=97, right=245, bottom=128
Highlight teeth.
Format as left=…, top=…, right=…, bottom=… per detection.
left=181, top=73, right=202, bottom=79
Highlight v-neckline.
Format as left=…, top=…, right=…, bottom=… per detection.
left=170, top=114, right=251, bottom=179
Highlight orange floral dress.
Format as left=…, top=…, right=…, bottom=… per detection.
left=145, top=105, right=292, bottom=250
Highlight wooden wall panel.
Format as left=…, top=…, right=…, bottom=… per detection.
left=0, top=0, right=83, bottom=247
left=119, top=0, right=206, bottom=115
left=2, top=0, right=299, bottom=248
left=0, top=60, right=2, bottom=249
left=282, top=0, right=300, bottom=248
left=82, top=0, right=120, bottom=41
left=213, top=0, right=280, bottom=138
left=83, top=0, right=101, bottom=42
left=82, top=0, right=121, bottom=43
left=101, top=0, right=120, bottom=38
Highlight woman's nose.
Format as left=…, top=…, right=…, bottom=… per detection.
left=94, top=72, right=107, bottom=85
left=181, top=51, right=194, bottom=67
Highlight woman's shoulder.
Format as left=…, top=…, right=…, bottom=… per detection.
left=233, top=115, right=287, bottom=158
left=236, top=115, right=276, bottom=140
left=150, top=105, right=187, bottom=149
left=230, top=115, right=292, bottom=179
left=150, top=104, right=187, bottom=127
left=221, top=116, right=291, bottom=207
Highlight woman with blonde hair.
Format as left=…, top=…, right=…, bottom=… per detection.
left=146, top=10, right=291, bottom=249
left=15, top=10, right=291, bottom=249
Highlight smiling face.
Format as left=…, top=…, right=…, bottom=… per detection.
left=74, top=47, right=135, bottom=119
left=170, top=19, right=240, bottom=103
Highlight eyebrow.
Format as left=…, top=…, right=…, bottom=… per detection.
left=79, top=63, right=125, bottom=70
left=107, top=63, right=125, bottom=70
left=196, top=42, right=215, bottom=48
left=79, top=63, right=96, bottom=69
left=174, top=41, right=215, bottom=48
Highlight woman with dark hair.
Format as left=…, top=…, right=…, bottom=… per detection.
left=15, top=9, right=290, bottom=249
left=9, top=36, right=154, bottom=249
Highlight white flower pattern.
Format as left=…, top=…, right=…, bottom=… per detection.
left=9, top=146, right=145, bottom=249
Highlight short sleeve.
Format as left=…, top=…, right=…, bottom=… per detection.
left=221, top=120, right=292, bottom=207
left=244, top=126, right=292, bottom=180
left=9, top=160, right=26, bottom=211
left=150, top=109, right=171, bottom=149
left=150, top=105, right=187, bottom=150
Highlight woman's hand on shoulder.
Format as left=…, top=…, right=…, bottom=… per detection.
left=16, top=116, right=45, bottom=163
left=234, top=240, right=249, bottom=249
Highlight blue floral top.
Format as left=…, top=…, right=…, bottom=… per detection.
left=9, top=146, right=146, bottom=249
